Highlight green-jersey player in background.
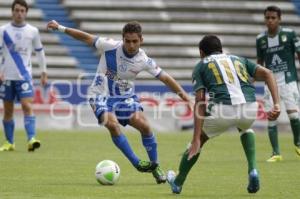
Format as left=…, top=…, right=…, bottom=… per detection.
left=256, top=5, right=300, bottom=162
left=166, top=35, right=280, bottom=195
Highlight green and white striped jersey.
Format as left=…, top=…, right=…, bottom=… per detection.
left=256, top=27, right=300, bottom=84
left=192, top=53, right=257, bottom=105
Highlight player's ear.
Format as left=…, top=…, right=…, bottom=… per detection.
left=200, top=49, right=205, bottom=58
left=140, top=36, right=144, bottom=44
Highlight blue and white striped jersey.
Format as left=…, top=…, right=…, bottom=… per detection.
left=88, top=37, right=162, bottom=97
left=0, top=23, right=44, bottom=80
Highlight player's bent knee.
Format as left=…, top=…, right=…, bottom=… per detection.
left=21, top=102, right=33, bottom=115
left=104, top=121, right=120, bottom=133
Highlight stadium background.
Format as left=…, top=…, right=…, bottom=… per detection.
left=1, top=0, right=300, bottom=131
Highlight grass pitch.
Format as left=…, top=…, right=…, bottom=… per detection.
left=0, top=129, right=299, bottom=199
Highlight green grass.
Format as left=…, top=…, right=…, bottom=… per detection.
left=0, top=130, right=299, bottom=199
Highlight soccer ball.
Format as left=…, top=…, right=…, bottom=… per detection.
left=95, top=160, right=120, bottom=185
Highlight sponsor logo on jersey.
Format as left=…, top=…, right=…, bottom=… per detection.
left=266, top=46, right=284, bottom=53
left=147, top=58, right=153, bottom=66
left=125, top=97, right=134, bottom=105
left=119, top=63, right=127, bottom=72
left=271, top=54, right=282, bottom=65
left=281, top=35, right=287, bottom=42
left=21, top=82, right=29, bottom=90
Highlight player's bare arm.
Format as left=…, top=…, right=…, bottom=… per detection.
left=254, top=66, right=280, bottom=120
left=158, top=72, right=193, bottom=108
left=188, top=88, right=206, bottom=160
left=47, top=20, right=96, bottom=46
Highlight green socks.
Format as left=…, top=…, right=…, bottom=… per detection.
left=240, top=132, right=257, bottom=173
left=290, top=118, right=300, bottom=147
left=268, top=125, right=280, bottom=155
left=174, top=149, right=200, bottom=186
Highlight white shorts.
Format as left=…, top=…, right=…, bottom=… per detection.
left=202, top=102, right=258, bottom=138
left=264, top=81, right=300, bottom=112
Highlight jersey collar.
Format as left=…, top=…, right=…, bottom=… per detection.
left=11, top=22, right=27, bottom=28
left=266, top=26, right=281, bottom=37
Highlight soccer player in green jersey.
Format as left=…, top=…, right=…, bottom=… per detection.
left=256, top=6, right=300, bottom=162
left=166, top=35, right=280, bottom=194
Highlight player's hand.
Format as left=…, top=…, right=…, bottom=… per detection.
left=267, top=104, right=280, bottom=121
left=40, top=72, right=48, bottom=87
left=188, top=138, right=200, bottom=160
left=47, top=20, right=59, bottom=31
left=188, top=100, right=194, bottom=112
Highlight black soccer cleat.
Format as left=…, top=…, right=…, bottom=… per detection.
left=136, top=160, right=158, bottom=172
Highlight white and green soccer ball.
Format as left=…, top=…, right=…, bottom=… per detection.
left=95, top=160, right=120, bottom=185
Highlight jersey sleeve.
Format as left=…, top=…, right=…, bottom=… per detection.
left=32, top=28, right=43, bottom=51
left=192, top=63, right=205, bottom=92
left=144, top=56, right=162, bottom=77
left=291, top=30, right=300, bottom=53
left=93, top=37, right=120, bottom=54
left=244, top=58, right=257, bottom=77
left=256, top=37, right=264, bottom=61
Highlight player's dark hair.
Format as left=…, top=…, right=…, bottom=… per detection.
left=12, top=0, right=29, bottom=12
left=122, top=21, right=142, bottom=38
left=199, top=35, right=222, bottom=56
left=264, top=5, right=281, bottom=18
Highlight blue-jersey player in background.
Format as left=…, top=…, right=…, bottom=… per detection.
left=0, top=0, right=47, bottom=152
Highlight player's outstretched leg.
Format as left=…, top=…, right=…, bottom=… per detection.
left=111, top=133, right=158, bottom=173
left=111, top=133, right=140, bottom=166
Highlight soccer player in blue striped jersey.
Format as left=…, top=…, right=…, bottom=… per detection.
left=256, top=5, right=300, bottom=162
left=0, top=0, right=47, bottom=152
left=166, top=35, right=280, bottom=194
left=47, top=20, right=192, bottom=184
